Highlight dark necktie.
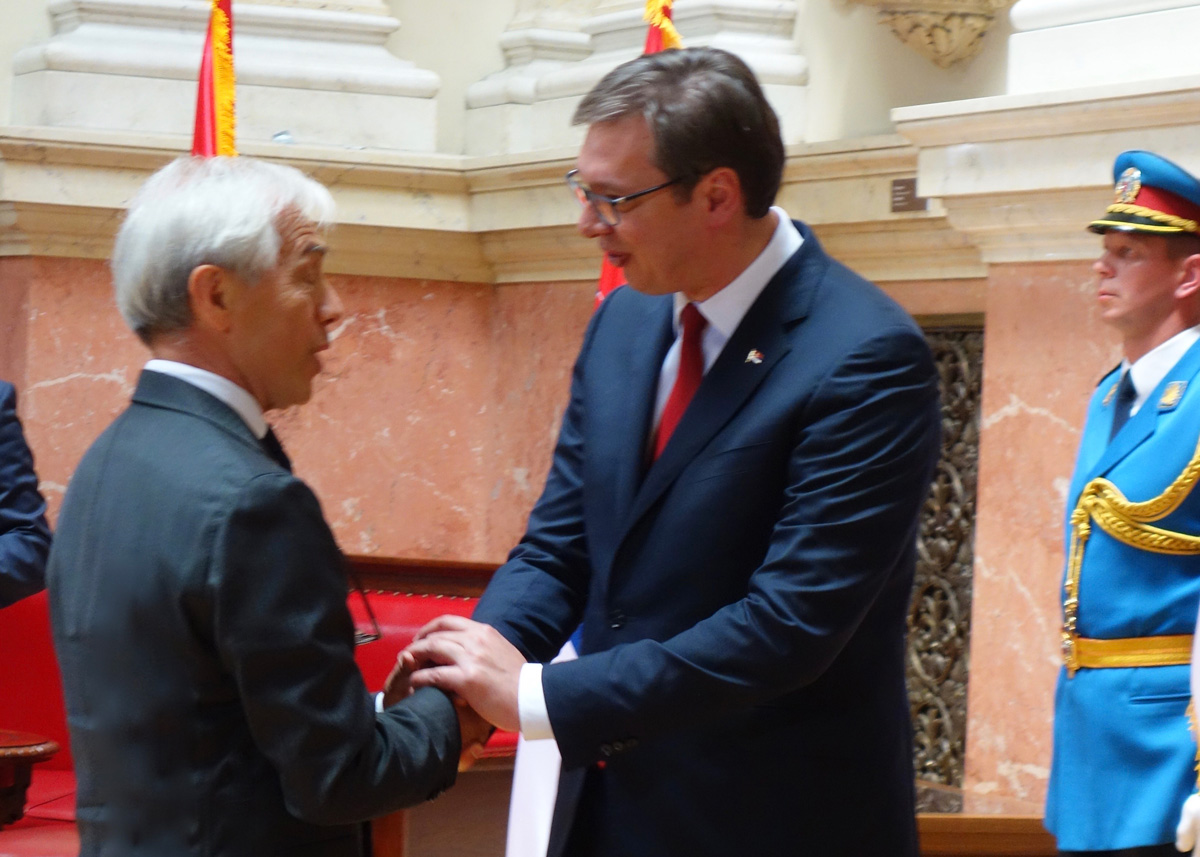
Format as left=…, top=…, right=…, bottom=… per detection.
left=1109, top=371, right=1137, bottom=441
left=261, top=426, right=292, bottom=471
left=654, top=303, right=708, bottom=460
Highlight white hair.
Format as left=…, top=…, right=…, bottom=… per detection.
left=111, top=156, right=336, bottom=341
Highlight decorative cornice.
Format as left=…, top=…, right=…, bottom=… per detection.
left=893, top=78, right=1200, bottom=263
left=848, top=0, right=1016, bottom=68
left=0, top=126, right=979, bottom=292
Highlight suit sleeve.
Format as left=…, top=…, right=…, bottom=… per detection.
left=491, top=323, right=941, bottom=768
left=0, top=383, right=51, bottom=608
left=212, top=472, right=461, bottom=824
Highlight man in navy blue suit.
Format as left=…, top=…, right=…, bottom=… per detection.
left=0, top=379, right=51, bottom=607
left=406, top=47, right=941, bottom=856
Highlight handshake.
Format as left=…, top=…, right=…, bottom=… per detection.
left=381, top=615, right=528, bottom=771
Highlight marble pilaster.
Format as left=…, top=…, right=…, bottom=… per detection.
left=463, top=0, right=809, bottom=156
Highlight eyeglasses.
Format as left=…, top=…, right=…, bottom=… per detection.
left=566, top=169, right=683, bottom=227
left=346, top=564, right=382, bottom=646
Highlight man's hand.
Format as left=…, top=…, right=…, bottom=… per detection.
left=381, top=650, right=417, bottom=709
left=455, top=699, right=495, bottom=772
left=403, top=615, right=525, bottom=733
left=1177, top=793, right=1200, bottom=854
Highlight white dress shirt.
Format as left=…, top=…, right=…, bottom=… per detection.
left=1121, top=324, right=1200, bottom=416
left=143, top=359, right=268, bottom=439
left=518, top=207, right=803, bottom=741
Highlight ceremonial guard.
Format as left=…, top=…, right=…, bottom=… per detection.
left=1047, top=150, right=1200, bottom=855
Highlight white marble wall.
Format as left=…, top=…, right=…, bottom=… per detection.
left=11, top=0, right=442, bottom=151
left=1008, top=0, right=1200, bottom=95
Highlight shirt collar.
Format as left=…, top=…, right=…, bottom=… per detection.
left=144, top=359, right=268, bottom=439
left=1124, top=324, right=1200, bottom=410
left=672, top=206, right=802, bottom=336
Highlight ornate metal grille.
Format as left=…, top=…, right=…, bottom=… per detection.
left=910, top=329, right=982, bottom=810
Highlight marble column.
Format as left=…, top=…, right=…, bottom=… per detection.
left=11, top=0, right=441, bottom=151
left=1007, top=0, right=1200, bottom=94
left=463, top=0, right=808, bottom=156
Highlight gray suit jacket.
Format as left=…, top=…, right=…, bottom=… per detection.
left=47, top=370, right=460, bottom=857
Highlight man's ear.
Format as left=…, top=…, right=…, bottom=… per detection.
left=698, top=167, right=742, bottom=227
left=187, top=264, right=233, bottom=333
left=1176, top=253, right=1200, bottom=301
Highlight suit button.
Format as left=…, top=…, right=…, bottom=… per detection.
left=608, top=610, right=626, bottom=629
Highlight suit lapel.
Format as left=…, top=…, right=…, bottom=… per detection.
left=623, top=240, right=815, bottom=532
left=1089, top=338, right=1200, bottom=479
left=612, top=298, right=676, bottom=515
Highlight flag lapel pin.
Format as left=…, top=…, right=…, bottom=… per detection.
left=745, top=349, right=764, bottom=364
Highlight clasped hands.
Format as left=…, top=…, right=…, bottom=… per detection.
left=383, top=615, right=526, bottom=772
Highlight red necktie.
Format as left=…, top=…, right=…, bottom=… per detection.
left=654, top=303, right=707, bottom=460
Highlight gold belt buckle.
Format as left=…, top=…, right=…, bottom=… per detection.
left=1062, top=632, right=1078, bottom=677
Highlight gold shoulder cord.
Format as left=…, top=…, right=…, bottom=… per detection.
left=1063, top=433, right=1200, bottom=676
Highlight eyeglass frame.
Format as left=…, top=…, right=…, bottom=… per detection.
left=565, top=169, right=686, bottom=227
left=346, top=563, right=382, bottom=646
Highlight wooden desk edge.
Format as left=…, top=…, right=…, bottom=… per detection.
left=918, top=813, right=1055, bottom=856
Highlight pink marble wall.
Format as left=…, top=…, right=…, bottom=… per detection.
left=6, top=255, right=593, bottom=564
left=7, top=249, right=1117, bottom=815
left=963, top=259, right=1119, bottom=812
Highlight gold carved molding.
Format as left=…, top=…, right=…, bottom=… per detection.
left=850, top=0, right=1016, bottom=68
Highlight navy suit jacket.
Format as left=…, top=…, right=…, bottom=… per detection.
left=0, top=380, right=51, bottom=607
left=474, top=223, right=942, bottom=857
left=47, top=371, right=461, bottom=857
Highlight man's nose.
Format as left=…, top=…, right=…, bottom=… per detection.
left=321, top=283, right=345, bottom=327
left=578, top=203, right=613, bottom=239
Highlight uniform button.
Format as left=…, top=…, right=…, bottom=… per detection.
left=608, top=610, right=626, bottom=629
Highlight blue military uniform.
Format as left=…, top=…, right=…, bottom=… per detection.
left=1046, top=150, right=1200, bottom=852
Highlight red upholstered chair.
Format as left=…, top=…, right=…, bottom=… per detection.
left=0, top=592, right=78, bottom=855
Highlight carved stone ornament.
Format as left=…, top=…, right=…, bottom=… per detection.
left=849, top=0, right=1017, bottom=68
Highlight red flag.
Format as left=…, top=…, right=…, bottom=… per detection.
left=643, top=0, right=683, bottom=54
left=192, top=0, right=237, bottom=157
left=593, top=0, right=682, bottom=308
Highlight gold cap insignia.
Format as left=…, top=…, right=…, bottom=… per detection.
left=745, top=349, right=764, bottom=364
left=1114, top=167, right=1142, bottom=204
left=1158, top=380, right=1187, bottom=410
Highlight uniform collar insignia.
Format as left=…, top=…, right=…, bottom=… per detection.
left=1158, top=380, right=1187, bottom=411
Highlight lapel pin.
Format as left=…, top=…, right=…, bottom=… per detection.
left=1158, top=380, right=1187, bottom=411
left=745, top=349, right=764, bottom=364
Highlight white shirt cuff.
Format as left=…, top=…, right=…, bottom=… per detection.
left=375, top=691, right=385, bottom=713
left=518, top=662, right=555, bottom=741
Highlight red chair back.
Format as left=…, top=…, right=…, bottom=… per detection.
left=0, top=592, right=72, bottom=770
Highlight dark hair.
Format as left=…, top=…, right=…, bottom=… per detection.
left=572, top=47, right=784, bottom=218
